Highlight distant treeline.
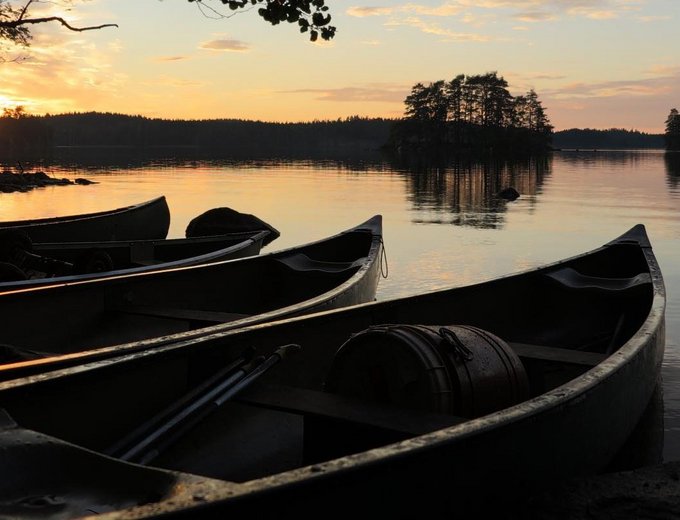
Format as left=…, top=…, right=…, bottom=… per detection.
left=552, top=128, right=664, bottom=150
left=0, top=113, right=394, bottom=156
left=0, top=111, right=668, bottom=158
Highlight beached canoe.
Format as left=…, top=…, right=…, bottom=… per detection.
left=0, top=196, right=170, bottom=243
left=0, top=228, right=275, bottom=291
left=0, top=215, right=383, bottom=372
left=0, top=206, right=281, bottom=289
left=0, top=224, right=663, bottom=518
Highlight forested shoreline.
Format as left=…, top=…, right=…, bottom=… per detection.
left=0, top=111, right=667, bottom=157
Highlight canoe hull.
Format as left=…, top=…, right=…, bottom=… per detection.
left=0, top=196, right=170, bottom=242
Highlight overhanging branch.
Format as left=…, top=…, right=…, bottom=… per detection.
left=0, top=16, right=118, bottom=32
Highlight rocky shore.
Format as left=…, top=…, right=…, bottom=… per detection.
left=0, top=170, right=95, bottom=193
left=508, top=461, right=680, bottom=520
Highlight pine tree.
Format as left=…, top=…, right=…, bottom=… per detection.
left=665, top=108, right=680, bottom=151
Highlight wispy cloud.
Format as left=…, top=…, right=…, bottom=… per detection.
left=348, top=1, right=645, bottom=25
left=142, top=76, right=207, bottom=89
left=347, top=6, right=395, bottom=17
left=385, top=17, right=491, bottom=41
left=281, top=84, right=409, bottom=104
left=546, top=75, right=678, bottom=100
left=513, top=11, right=557, bottom=22
left=199, top=39, right=250, bottom=52
left=152, top=56, right=191, bottom=62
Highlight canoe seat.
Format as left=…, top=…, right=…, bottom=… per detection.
left=237, top=383, right=466, bottom=436
left=545, top=267, right=651, bottom=292
left=509, top=342, right=607, bottom=367
left=114, top=305, right=250, bottom=324
left=276, top=253, right=366, bottom=274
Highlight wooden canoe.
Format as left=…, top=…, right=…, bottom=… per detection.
left=0, top=215, right=383, bottom=373
left=0, top=196, right=170, bottom=243
left=0, top=224, right=664, bottom=518
left=0, top=228, right=275, bottom=292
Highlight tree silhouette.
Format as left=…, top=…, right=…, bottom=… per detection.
left=0, top=0, right=335, bottom=47
left=391, top=72, right=553, bottom=155
left=665, top=108, right=680, bottom=151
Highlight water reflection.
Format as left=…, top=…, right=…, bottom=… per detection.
left=394, top=156, right=551, bottom=229
left=665, top=152, right=680, bottom=192
left=558, top=149, right=663, bottom=168
left=5, top=146, right=391, bottom=173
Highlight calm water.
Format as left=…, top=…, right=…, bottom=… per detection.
left=2, top=149, right=680, bottom=461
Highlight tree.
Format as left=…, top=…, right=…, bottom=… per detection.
left=0, top=0, right=336, bottom=47
left=665, top=108, right=680, bottom=151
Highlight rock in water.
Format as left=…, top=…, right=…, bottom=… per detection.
left=498, top=187, right=520, bottom=201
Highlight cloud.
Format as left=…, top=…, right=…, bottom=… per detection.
left=347, top=4, right=463, bottom=17
left=348, top=1, right=645, bottom=26
left=637, top=15, right=671, bottom=22
left=142, top=76, right=207, bottom=89
left=152, top=56, right=191, bottom=62
left=199, top=39, right=250, bottom=52
left=347, top=6, right=395, bottom=17
left=545, top=75, right=679, bottom=101
left=386, top=17, right=491, bottom=41
left=513, top=11, right=557, bottom=22
left=644, top=65, right=680, bottom=77
left=281, top=84, right=409, bottom=104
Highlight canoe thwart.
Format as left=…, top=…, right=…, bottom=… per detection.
left=276, top=253, right=367, bottom=274
left=545, top=267, right=651, bottom=292
left=509, top=342, right=608, bottom=367
left=237, top=383, right=466, bottom=436
left=114, top=305, right=250, bottom=324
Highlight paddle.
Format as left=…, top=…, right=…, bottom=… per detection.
left=109, top=344, right=301, bottom=465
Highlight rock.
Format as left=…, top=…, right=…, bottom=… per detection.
left=498, top=187, right=520, bottom=201
left=186, top=207, right=280, bottom=246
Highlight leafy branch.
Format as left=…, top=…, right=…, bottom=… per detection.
left=189, top=0, right=336, bottom=41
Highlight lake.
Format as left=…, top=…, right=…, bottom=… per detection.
left=2, top=148, right=680, bottom=462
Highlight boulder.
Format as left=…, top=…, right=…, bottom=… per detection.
left=186, top=208, right=280, bottom=246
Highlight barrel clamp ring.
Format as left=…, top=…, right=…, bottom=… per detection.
left=438, top=327, right=474, bottom=362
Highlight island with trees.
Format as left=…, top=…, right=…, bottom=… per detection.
left=385, top=72, right=554, bottom=156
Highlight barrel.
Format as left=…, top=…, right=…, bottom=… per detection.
left=325, top=324, right=530, bottom=418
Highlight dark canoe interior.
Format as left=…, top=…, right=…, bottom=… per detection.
left=0, top=237, right=657, bottom=518
left=29, top=230, right=269, bottom=273
left=0, top=224, right=377, bottom=359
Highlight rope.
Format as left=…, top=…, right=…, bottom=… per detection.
left=379, top=236, right=389, bottom=279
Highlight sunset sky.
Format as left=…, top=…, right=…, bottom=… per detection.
left=0, top=0, right=677, bottom=132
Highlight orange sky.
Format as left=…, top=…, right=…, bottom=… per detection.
left=0, top=0, right=678, bottom=132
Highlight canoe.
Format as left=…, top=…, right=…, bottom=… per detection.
left=0, top=196, right=170, bottom=243
left=0, top=224, right=664, bottom=518
left=0, top=215, right=383, bottom=373
left=0, top=228, right=275, bottom=291
left=0, top=206, right=281, bottom=290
